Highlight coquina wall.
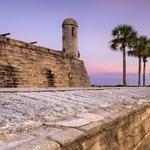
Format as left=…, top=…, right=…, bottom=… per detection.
left=1, top=94, right=150, bottom=150
left=0, top=36, right=90, bottom=87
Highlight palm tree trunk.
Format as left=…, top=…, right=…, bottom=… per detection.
left=143, top=58, right=146, bottom=86
left=138, top=57, right=141, bottom=86
left=123, top=48, right=126, bottom=86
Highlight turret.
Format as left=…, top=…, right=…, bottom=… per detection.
left=62, top=18, right=79, bottom=58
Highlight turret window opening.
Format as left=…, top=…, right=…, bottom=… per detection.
left=71, top=27, right=75, bottom=37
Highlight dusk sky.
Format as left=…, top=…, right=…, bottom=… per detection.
left=0, top=0, right=150, bottom=75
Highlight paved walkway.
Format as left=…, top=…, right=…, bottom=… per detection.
left=0, top=87, right=150, bottom=149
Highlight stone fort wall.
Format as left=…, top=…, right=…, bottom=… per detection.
left=0, top=36, right=90, bottom=87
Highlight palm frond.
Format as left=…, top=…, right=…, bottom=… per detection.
left=128, top=50, right=138, bottom=57
left=110, top=24, right=137, bottom=52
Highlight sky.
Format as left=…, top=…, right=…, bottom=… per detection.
left=0, top=0, right=150, bottom=75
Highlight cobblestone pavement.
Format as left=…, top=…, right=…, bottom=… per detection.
left=0, top=87, right=150, bottom=131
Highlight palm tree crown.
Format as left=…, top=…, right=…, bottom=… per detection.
left=111, top=25, right=137, bottom=51
left=128, top=36, right=148, bottom=86
left=128, top=36, right=147, bottom=56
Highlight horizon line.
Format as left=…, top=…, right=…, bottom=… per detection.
left=89, top=72, right=150, bottom=75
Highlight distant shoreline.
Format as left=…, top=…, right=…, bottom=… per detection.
left=90, top=73, right=150, bottom=86
left=92, top=85, right=150, bottom=87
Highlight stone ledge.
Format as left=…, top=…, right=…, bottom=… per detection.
left=0, top=137, right=61, bottom=150
left=1, top=102, right=150, bottom=149
left=0, top=87, right=104, bottom=93
left=0, top=88, right=150, bottom=149
left=0, top=86, right=148, bottom=93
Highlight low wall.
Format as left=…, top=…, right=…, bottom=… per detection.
left=0, top=36, right=90, bottom=87
left=54, top=103, right=150, bottom=150
left=0, top=99, right=150, bottom=150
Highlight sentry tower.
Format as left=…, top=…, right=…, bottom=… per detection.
left=62, top=18, right=79, bottom=58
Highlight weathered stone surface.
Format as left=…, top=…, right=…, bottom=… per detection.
left=0, top=138, right=61, bottom=150
left=134, top=131, right=150, bottom=150
left=0, top=30, right=90, bottom=88
left=47, top=128, right=84, bottom=146
left=53, top=113, right=103, bottom=127
left=82, top=136, right=101, bottom=150
left=0, top=127, right=63, bottom=150
left=79, top=121, right=104, bottom=137
left=0, top=88, right=150, bottom=149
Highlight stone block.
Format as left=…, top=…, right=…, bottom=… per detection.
left=47, top=128, right=84, bottom=146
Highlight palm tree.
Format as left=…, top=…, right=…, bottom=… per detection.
left=143, top=56, right=147, bottom=86
left=143, top=39, right=150, bottom=86
left=128, top=36, right=148, bottom=86
left=110, top=25, right=137, bottom=86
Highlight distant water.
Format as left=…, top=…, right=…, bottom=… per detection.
left=90, top=73, right=150, bottom=86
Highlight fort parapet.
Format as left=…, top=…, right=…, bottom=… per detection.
left=0, top=87, right=150, bottom=149
left=0, top=18, right=90, bottom=87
